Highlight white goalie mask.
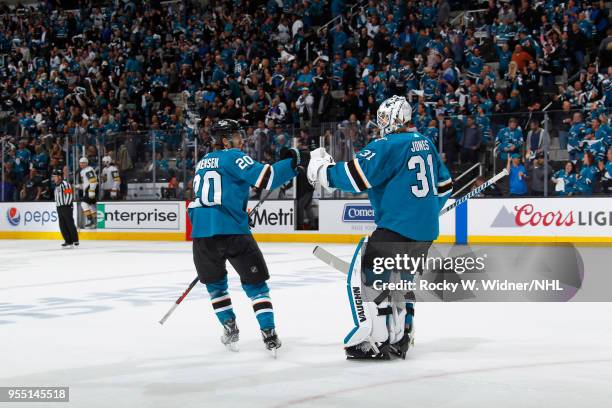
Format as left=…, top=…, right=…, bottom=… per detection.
left=376, top=95, right=412, bottom=136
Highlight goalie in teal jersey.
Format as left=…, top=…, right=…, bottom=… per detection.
left=307, top=96, right=453, bottom=359
left=188, top=119, right=299, bottom=354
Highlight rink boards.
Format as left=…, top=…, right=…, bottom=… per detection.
left=0, top=197, right=611, bottom=244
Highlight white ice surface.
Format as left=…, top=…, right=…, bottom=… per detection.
left=1, top=240, right=611, bottom=408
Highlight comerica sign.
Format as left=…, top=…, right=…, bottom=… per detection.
left=342, top=204, right=375, bottom=223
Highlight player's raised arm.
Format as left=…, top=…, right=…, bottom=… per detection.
left=211, top=120, right=299, bottom=191
left=226, top=149, right=298, bottom=191
left=308, top=141, right=394, bottom=194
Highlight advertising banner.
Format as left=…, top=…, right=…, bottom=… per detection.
left=467, top=197, right=612, bottom=239
left=317, top=199, right=455, bottom=240
left=2, top=198, right=610, bottom=244
left=96, top=201, right=184, bottom=231
left=247, top=200, right=295, bottom=233
left=318, top=200, right=377, bottom=235
left=0, top=202, right=60, bottom=232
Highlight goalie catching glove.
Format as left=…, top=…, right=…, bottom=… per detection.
left=307, top=147, right=335, bottom=192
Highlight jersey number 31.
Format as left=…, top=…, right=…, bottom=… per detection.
left=407, top=154, right=437, bottom=198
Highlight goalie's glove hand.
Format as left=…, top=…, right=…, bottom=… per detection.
left=307, top=147, right=335, bottom=192
left=88, top=190, right=96, bottom=199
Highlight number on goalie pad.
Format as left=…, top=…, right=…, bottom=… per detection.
left=343, top=237, right=408, bottom=348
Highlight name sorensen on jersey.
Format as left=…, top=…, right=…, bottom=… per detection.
left=197, top=157, right=220, bottom=170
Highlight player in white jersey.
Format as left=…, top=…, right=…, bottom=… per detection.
left=79, top=157, right=98, bottom=228
left=101, top=156, right=121, bottom=200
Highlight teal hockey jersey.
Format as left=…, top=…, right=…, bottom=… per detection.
left=189, top=149, right=297, bottom=238
left=327, top=132, right=453, bottom=241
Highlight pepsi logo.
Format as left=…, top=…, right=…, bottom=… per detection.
left=7, top=207, right=20, bottom=226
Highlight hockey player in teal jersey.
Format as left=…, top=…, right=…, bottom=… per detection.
left=188, top=119, right=299, bottom=354
left=308, top=96, right=453, bottom=359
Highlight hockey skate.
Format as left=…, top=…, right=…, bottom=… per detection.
left=220, top=319, right=239, bottom=352
left=261, top=328, right=281, bottom=358
left=389, top=324, right=414, bottom=360
left=61, top=243, right=74, bottom=249
left=345, top=341, right=390, bottom=360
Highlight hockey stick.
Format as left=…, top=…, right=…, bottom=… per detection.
left=159, top=276, right=199, bottom=325
left=159, top=188, right=275, bottom=325
left=248, top=188, right=275, bottom=227
left=313, top=246, right=350, bottom=274
left=313, top=168, right=510, bottom=274
left=438, top=168, right=508, bottom=216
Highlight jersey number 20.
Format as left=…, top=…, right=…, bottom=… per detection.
left=194, top=171, right=222, bottom=206
left=407, top=154, right=437, bottom=198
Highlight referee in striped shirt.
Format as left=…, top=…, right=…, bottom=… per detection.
left=53, top=169, right=79, bottom=248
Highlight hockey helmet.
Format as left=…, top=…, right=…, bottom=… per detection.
left=210, top=119, right=245, bottom=148
left=376, top=95, right=412, bottom=136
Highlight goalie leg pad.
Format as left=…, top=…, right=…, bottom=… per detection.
left=343, top=238, right=390, bottom=351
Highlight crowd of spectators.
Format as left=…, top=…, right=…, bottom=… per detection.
left=1, top=0, right=611, bottom=202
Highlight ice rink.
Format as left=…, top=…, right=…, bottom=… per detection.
left=1, top=240, right=612, bottom=408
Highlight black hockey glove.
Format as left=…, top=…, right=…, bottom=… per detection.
left=280, top=147, right=302, bottom=169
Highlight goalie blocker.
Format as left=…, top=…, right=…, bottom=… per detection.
left=344, top=228, right=431, bottom=360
